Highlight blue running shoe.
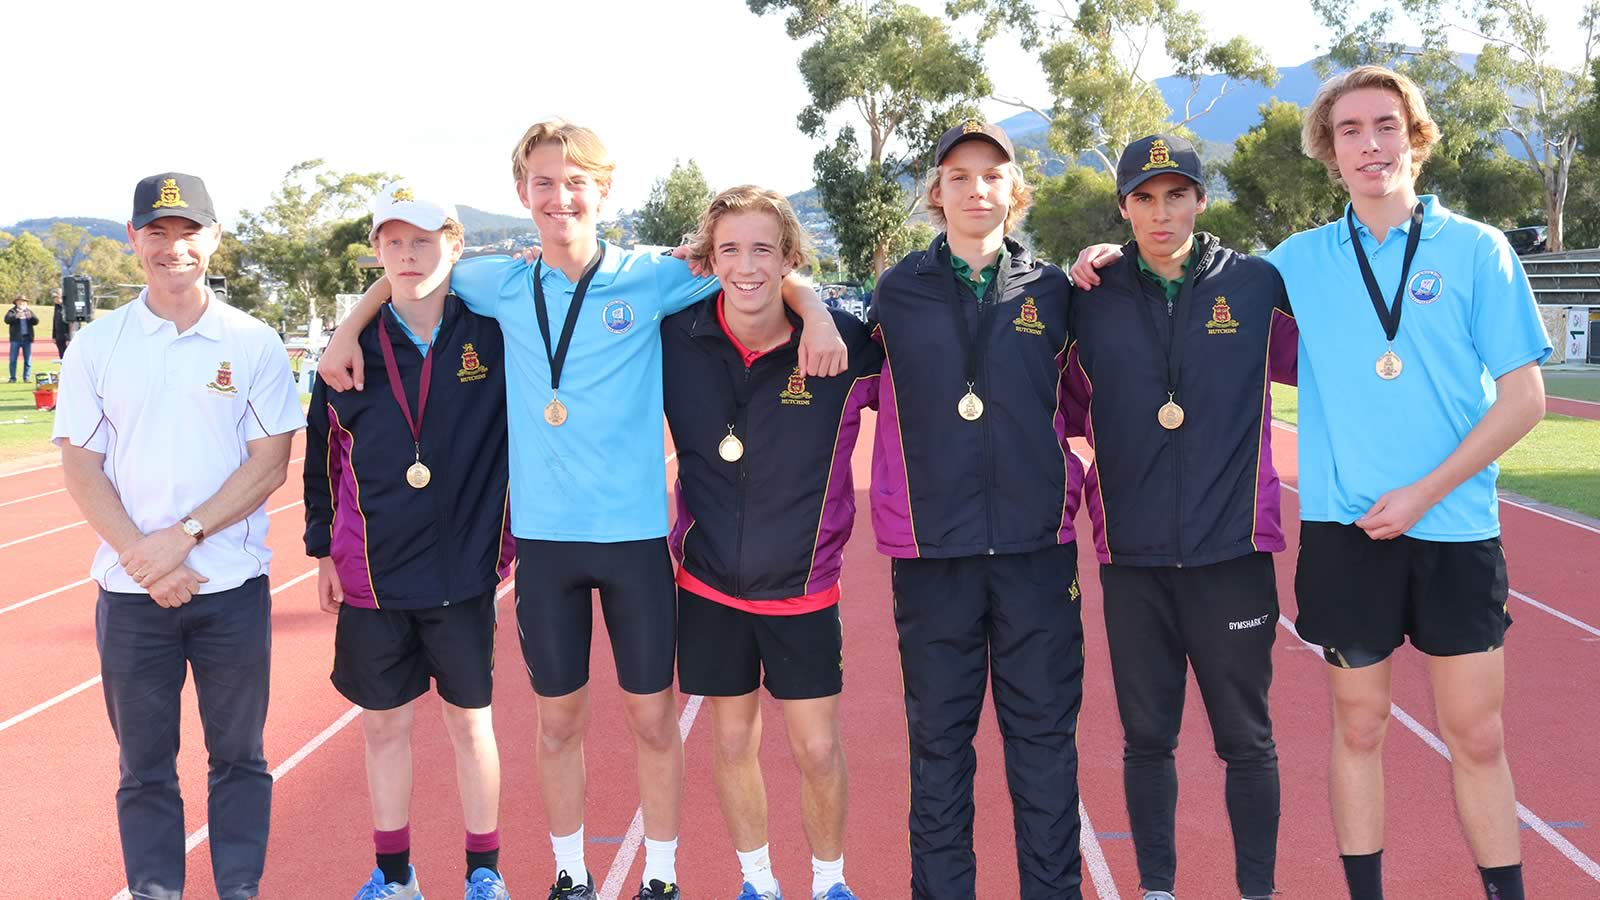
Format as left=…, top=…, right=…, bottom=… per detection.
left=353, top=865, right=424, bottom=899
left=465, top=867, right=510, bottom=900
left=812, top=884, right=858, bottom=900
left=737, top=881, right=783, bottom=899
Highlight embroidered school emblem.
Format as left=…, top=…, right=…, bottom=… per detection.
left=1408, top=269, right=1444, bottom=304
left=779, top=367, right=813, bottom=406
left=1012, top=297, right=1046, bottom=335
left=601, top=299, right=635, bottom=335
left=962, top=119, right=983, bottom=134
left=152, top=178, right=189, bottom=210
left=206, top=361, right=238, bottom=394
left=1205, top=296, right=1239, bottom=335
left=457, top=342, right=489, bottom=382
left=1141, top=139, right=1180, bottom=172
left=391, top=187, right=415, bottom=203
left=1069, top=577, right=1081, bottom=602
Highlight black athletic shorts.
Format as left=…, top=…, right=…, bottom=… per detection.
left=1294, top=521, right=1511, bottom=666
left=514, top=537, right=677, bottom=697
left=331, top=590, right=498, bottom=710
left=677, top=588, right=844, bottom=700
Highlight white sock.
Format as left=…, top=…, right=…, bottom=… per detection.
left=642, top=836, right=679, bottom=886
left=812, top=854, right=845, bottom=896
left=551, top=827, right=588, bottom=887
left=736, top=844, right=780, bottom=894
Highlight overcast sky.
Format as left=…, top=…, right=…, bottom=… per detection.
left=3, top=0, right=1592, bottom=227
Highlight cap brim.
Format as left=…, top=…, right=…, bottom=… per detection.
left=1117, top=169, right=1202, bottom=197
left=937, top=133, right=1013, bottom=165
left=131, top=209, right=218, bottom=230
left=369, top=209, right=450, bottom=242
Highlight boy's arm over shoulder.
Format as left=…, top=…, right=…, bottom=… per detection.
left=644, top=250, right=720, bottom=316
left=449, top=254, right=526, bottom=318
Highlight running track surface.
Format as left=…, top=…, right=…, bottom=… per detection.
left=3, top=416, right=1599, bottom=899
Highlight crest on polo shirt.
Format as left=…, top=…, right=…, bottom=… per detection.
left=1141, top=139, right=1180, bottom=172
left=601, top=299, right=635, bottom=335
left=1408, top=269, right=1444, bottom=304
left=779, top=367, right=813, bottom=406
left=1205, top=296, right=1239, bottom=335
left=1012, top=296, right=1046, bottom=335
left=457, top=342, right=489, bottom=382
left=152, top=178, right=189, bottom=210
left=206, top=361, right=238, bottom=394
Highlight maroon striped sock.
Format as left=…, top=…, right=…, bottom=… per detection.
left=467, top=829, right=501, bottom=878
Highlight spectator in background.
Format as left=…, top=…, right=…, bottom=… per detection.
left=52, top=288, right=72, bottom=360
left=6, top=294, right=37, bottom=381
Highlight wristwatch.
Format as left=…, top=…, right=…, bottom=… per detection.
left=180, top=516, right=206, bottom=543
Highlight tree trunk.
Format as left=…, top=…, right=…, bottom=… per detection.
left=874, top=240, right=889, bottom=280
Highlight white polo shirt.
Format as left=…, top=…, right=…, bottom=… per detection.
left=52, top=290, right=305, bottom=594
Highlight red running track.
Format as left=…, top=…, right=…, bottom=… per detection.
left=2, top=419, right=1598, bottom=899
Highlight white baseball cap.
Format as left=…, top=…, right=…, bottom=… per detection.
left=369, top=180, right=460, bottom=242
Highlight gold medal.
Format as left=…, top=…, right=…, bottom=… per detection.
left=1376, top=349, right=1403, bottom=381
left=958, top=390, right=984, bottom=421
left=406, top=461, right=432, bottom=489
left=1158, top=400, right=1185, bottom=430
left=544, top=397, right=568, bottom=426
left=718, top=431, right=745, bottom=463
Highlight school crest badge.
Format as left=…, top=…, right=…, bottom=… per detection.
left=1012, top=297, right=1046, bottom=335
left=458, top=342, right=489, bottom=382
left=391, top=187, right=415, bottom=203
left=602, top=299, right=635, bottom=335
left=152, top=178, right=189, bottom=210
left=206, top=361, right=238, bottom=394
left=779, top=367, right=813, bottom=406
left=1408, top=270, right=1444, bottom=304
left=1205, top=296, right=1239, bottom=335
left=962, top=119, right=983, bottom=134
left=1141, top=139, right=1180, bottom=172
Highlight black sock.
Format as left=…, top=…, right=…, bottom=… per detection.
left=1479, top=863, right=1524, bottom=900
left=467, top=847, right=501, bottom=878
left=1341, top=850, right=1384, bottom=900
left=376, top=850, right=410, bottom=886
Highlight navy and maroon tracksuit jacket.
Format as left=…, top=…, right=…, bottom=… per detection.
left=663, top=299, right=881, bottom=602
left=868, top=233, right=1084, bottom=558
left=1064, top=233, right=1298, bottom=567
left=303, top=296, right=513, bottom=609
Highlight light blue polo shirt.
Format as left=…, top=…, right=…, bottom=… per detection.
left=1267, top=195, right=1551, bottom=541
left=450, top=242, right=718, bottom=541
left=383, top=304, right=438, bottom=356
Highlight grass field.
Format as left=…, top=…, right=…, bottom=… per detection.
left=1545, top=372, right=1600, bottom=404
left=0, top=368, right=64, bottom=462
left=1270, top=384, right=1600, bottom=520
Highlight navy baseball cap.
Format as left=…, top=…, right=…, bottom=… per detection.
left=131, top=172, right=218, bottom=229
left=934, top=119, right=1015, bottom=166
left=1116, top=134, right=1203, bottom=196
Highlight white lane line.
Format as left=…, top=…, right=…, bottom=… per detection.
left=0, top=487, right=66, bottom=509
left=0, top=462, right=61, bottom=479
left=1277, top=481, right=1600, bottom=638
left=0, top=567, right=318, bottom=736
left=1510, top=589, right=1600, bottom=640
left=0, top=577, right=94, bottom=616
left=1277, top=615, right=1600, bottom=883
left=599, top=694, right=706, bottom=900
left=0, top=496, right=304, bottom=554
left=0, top=676, right=101, bottom=735
left=1078, top=799, right=1119, bottom=899
left=107, top=581, right=514, bottom=900
left=1269, top=420, right=1600, bottom=538
left=1548, top=394, right=1600, bottom=409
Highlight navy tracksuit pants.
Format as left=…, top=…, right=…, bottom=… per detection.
left=892, top=542, right=1085, bottom=899
left=95, top=576, right=273, bottom=900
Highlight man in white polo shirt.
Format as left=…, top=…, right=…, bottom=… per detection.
left=52, top=172, right=304, bottom=900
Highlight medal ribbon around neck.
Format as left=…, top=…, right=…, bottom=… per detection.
left=1347, top=200, right=1424, bottom=363
left=533, top=244, right=607, bottom=413
left=944, top=236, right=1008, bottom=420
left=718, top=292, right=797, bottom=463
left=1133, top=245, right=1198, bottom=429
left=377, top=308, right=437, bottom=481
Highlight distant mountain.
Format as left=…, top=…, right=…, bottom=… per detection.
left=4, top=217, right=125, bottom=241
left=456, top=205, right=536, bottom=244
